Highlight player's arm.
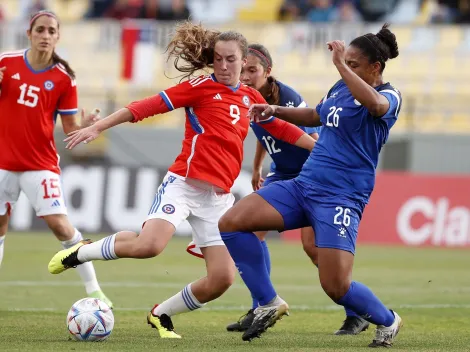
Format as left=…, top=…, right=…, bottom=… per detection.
left=328, top=40, right=389, bottom=117
left=252, top=140, right=267, bottom=191
left=250, top=104, right=321, bottom=127
left=260, top=118, right=316, bottom=151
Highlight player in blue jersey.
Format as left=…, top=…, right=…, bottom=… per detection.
left=219, top=24, right=403, bottom=347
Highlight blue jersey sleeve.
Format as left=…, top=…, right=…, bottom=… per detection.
left=303, top=126, right=321, bottom=135
left=378, top=88, right=402, bottom=128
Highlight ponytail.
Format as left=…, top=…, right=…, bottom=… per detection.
left=52, top=51, right=75, bottom=79
left=265, top=76, right=280, bottom=106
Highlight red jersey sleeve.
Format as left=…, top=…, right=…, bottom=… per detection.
left=251, top=88, right=305, bottom=145
left=159, top=75, right=207, bottom=111
left=126, top=94, right=169, bottom=123
left=57, top=77, right=78, bottom=115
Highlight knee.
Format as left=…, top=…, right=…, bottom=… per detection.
left=218, top=211, right=242, bottom=233
left=320, top=276, right=351, bottom=302
left=135, top=240, right=165, bottom=258
left=302, top=243, right=318, bottom=266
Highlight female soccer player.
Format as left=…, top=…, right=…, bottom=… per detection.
left=47, top=22, right=315, bottom=338
left=0, top=10, right=112, bottom=307
left=219, top=24, right=403, bottom=347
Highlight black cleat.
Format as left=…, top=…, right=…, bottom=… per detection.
left=226, top=309, right=255, bottom=332
left=242, top=303, right=289, bottom=342
left=335, top=316, right=370, bottom=335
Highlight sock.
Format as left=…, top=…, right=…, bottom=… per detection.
left=61, top=229, right=101, bottom=294
left=337, top=281, right=395, bottom=327
left=153, top=284, right=204, bottom=317
left=345, top=307, right=360, bottom=318
left=221, top=231, right=277, bottom=306
left=251, top=240, right=272, bottom=309
left=0, top=235, right=5, bottom=267
left=77, top=233, right=119, bottom=262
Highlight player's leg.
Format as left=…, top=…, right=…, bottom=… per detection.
left=18, top=170, right=113, bottom=306
left=48, top=173, right=188, bottom=272
left=0, top=170, right=21, bottom=268
left=313, top=204, right=402, bottom=347
left=148, top=189, right=236, bottom=338
left=300, top=226, right=367, bottom=335
left=219, top=179, right=309, bottom=341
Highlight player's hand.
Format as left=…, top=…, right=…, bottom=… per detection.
left=251, top=168, right=264, bottom=191
left=0, top=67, right=6, bottom=84
left=248, top=104, right=278, bottom=122
left=327, top=40, right=346, bottom=67
left=64, top=125, right=101, bottom=149
left=80, top=108, right=101, bottom=128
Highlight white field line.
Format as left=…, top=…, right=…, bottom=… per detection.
left=4, top=304, right=470, bottom=313
left=1, top=280, right=470, bottom=294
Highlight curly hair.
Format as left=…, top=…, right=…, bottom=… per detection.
left=166, top=21, right=248, bottom=80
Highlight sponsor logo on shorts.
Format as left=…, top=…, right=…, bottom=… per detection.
left=338, top=227, right=347, bottom=238
left=162, top=204, right=175, bottom=214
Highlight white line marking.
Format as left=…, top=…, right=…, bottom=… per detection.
left=4, top=304, right=470, bottom=313
left=1, top=281, right=470, bottom=294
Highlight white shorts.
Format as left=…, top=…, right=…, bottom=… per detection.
left=0, top=169, right=67, bottom=217
left=146, top=173, right=235, bottom=247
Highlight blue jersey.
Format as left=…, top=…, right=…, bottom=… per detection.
left=298, top=80, right=402, bottom=205
left=250, top=80, right=321, bottom=178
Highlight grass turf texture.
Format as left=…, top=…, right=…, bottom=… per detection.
left=1, top=233, right=469, bottom=351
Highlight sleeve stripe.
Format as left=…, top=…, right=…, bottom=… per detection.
left=380, top=89, right=401, bottom=116
left=57, top=109, right=78, bottom=115
left=297, top=101, right=307, bottom=108
left=159, top=91, right=174, bottom=111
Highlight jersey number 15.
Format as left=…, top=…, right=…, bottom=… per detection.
left=17, top=84, right=40, bottom=108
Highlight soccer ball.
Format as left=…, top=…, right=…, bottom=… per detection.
left=66, top=298, right=114, bottom=341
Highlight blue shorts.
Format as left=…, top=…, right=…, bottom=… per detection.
left=256, top=179, right=364, bottom=254
left=263, top=172, right=296, bottom=187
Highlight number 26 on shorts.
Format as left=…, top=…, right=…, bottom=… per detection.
left=334, top=206, right=351, bottom=227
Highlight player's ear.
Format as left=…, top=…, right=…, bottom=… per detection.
left=371, top=61, right=381, bottom=74
left=265, top=66, right=272, bottom=77
left=26, top=29, right=31, bottom=41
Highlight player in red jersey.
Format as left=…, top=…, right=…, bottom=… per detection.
left=48, top=22, right=315, bottom=338
left=0, top=10, right=113, bottom=307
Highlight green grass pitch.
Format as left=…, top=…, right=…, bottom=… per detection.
left=1, top=233, right=470, bottom=351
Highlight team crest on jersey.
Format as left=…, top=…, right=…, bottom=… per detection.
left=242, top=95, right=250, bottom=106
left=44, top=80, right=54, bottom=91
left=162, top=204, right=175, bottom=214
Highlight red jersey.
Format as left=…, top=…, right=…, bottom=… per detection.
left=0, top=49, right=78, bottom=174
left=128, top=74, right=305, bottom=192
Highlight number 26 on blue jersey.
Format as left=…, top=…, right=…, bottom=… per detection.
left=327, top=106, right=342, bottom=127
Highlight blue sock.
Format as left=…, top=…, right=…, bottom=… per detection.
left=251, top=240, right=272, bottom=309
left=337, top=281, right=395, bottom=326
left=345, top=307, right=359, bottom=318
left=221, top=231, right=277, bottom=306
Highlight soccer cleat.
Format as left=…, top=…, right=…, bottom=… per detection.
left=48, top=239, right=91, bottom=274
left=242, top=297, right=289, bottom=341
left=368, top=311, right=403, bottom=348
left=147, top=305, right=182, bottom=338
left=334, top=315, right=370, bottom=335
left=226, top=309, right=255, bottom=332
left=89, top=290, right=114, bottom=309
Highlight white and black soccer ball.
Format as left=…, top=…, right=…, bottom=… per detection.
left=66, top=298, right=114, bottom=341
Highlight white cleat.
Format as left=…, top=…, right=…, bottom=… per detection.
left=368, top=311, right=403, bottom=348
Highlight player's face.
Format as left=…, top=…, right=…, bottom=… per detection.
left=213, top=40, right=247, bottom=87
left=345, top=45, right=380, bottom=85
left=240, top=55, right=270, bottom=91
left=28, top=16, right=60, bottom=54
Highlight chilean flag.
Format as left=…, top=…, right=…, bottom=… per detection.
left=121, top=20, right=156, bottom=85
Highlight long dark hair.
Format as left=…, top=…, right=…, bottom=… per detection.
left=248, top=44, right=280, bottom=105
left=29, top=10, right=76, bottom=79
left=165, top=21, right=248, bottom=81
